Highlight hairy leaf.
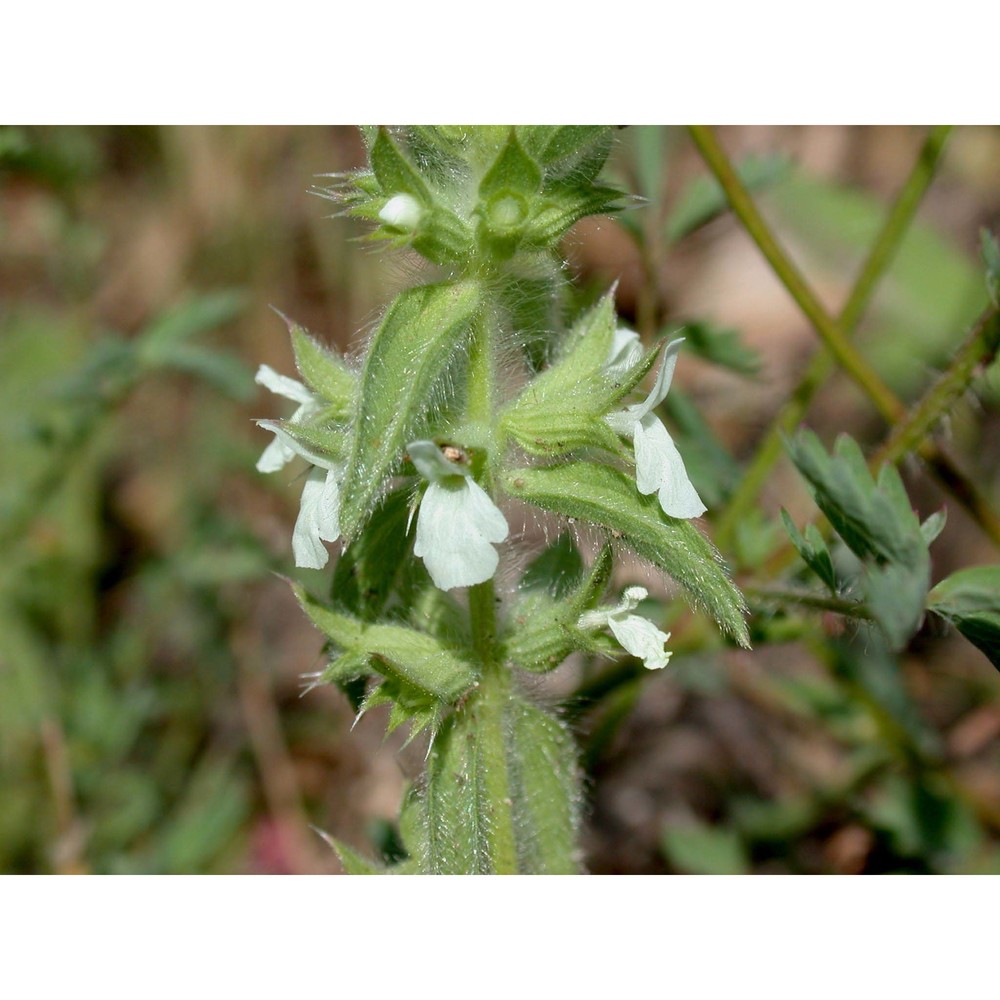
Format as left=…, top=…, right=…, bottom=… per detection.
left=370, top=127, right=432, bottom=201
left=505, top=544, right=614, bottom=672
left=339, top=280, right=481, bottom=538
left=479, top=131, right=542, bottom=199
left=285, top=314, right=356, bottom=413
left=519, top=532, right=585, bottom=599
left=501, top=290, right=650, bottom=456
left=294, top=585, right=477, bottom=703
left=504, top=698, right=582, bottom=873
left=505, top=462, right=749, bottom=647
left=331, top=487, right=415, bottom=622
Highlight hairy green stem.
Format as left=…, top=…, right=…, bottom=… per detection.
left=715, top=126, right=952, bottom=549
left=465, top=305, right=518, bottom=873
left=472, top=652, right=519, bottom=873
left=876, top=306, right=1000, bottom=467
left=689, top=125, right=1000, bottom=550
left=742, top=584, right=874, bottom=620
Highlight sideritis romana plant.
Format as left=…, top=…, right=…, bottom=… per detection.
left=253, top=126, right=748, bottom=874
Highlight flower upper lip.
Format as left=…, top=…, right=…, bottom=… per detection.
left=604, top=335, right=706, bottom=520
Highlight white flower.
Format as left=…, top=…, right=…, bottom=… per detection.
left=257, top=420, right=341, bottom=570
left=379, top=193, right=423, bottom=232
left=604, top=326, right=644, bottom=381
left=604, top=337, right=706, bottom=520
left=578, top=586, right=673, bottom=670
left=407, top=440, right=509, bottom=592
left=255, top=365, right=323, bottom=473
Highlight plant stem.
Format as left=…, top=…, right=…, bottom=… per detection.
left=688, top=125, right=905, bottom=423
left=742, top=584, right=874, bottom=620
left=466, top=307, right=495, bottom=429
left=714, top=126, right=952, bottom=549
left=689, top=125, right=1000, bottom=550
left=465, top=305, right=519, bottom=873
left=875, top=305, right=1000, bottom=467
left=473, top=643, right=520, bottom=873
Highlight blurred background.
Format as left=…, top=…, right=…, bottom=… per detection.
left=2, top=125, right=999, bottom=874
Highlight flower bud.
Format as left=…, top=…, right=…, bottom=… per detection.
left=378, top=193, right=423, bottom=232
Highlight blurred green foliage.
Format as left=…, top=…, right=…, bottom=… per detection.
left=0, top=300, right=260, bottom=872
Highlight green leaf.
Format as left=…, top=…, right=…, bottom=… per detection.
left=501, top=289, right=647, bottom=456
left=667, top=319, right=761, bottom=376
left=982, top=229, right=1000, bottom=307
left=928, top=566, right=1000, bottom=669
left=479, top=130, right=542, bottom=199
left=284, top=313, right=356, bottom=413
left=524, top=183, right=624, bottom=248
left=257, top=418, right=348, bottom=466
left=662, top=820, right=749, bottom=875
left=294, top=585, right=477, bottom=703
left=786, top=431, right=930, bottom=649
left=520, top=126, right=614, bottom=184
left=331, top=487, right=415, bottom=622
left=505, top=462, right=750, bottom=647
left=787, top=432, right=920, bottom=565
left=505, top=544, right=614, bottom=673
left=920, top=509, right=947, bottom=546
left=504, top=698, right=582, bottom=874
left=314, top=828, right=385, bottom=875
left=519, top=532, right=585, bottom=598
left=780, top=509, right=839, bottom=594
left=370, top=127, right=432, bottom=201
left=666, top=154, right=792, bottom=242
left=422, top=693, right=581, bottom=874
left=339, top=280, right=481, bottom=538
left=137, top=290, right=246, bottom=363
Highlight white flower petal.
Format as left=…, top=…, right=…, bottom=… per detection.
left=618, top=586, right=649, bottom=612
left=256, top=420, right=337, bottom=471
left=255, top=364, right=317, bottom=407
left=413, top=479, right=507, bottom=591
left=629, top=337, right=685, bottom=421
left=257, top=434, right=296, bottom=474
left=604, top=327, right=643, bottom=380
left=379, top=193, right=422, bottom=231
left=577, top=586, right=672, bottom=670
left=635, top=416, right=706, bottom=518
left=461, top=479, right=510, bottom=543
left=608, top=614, right=672, bottom=670
left=604, top=406, right=640, bottom=437
left=292, top=468, right=341, bottom=570
left=633, top=416, right=666, bottom=496
left=605, top=337, right=706, bottom=519
left=255, top=367, right=324, bottom=473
